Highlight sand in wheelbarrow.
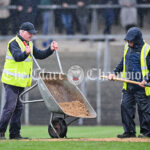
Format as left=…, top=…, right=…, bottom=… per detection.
left=43, top=79, right=90, bottom=117
left=58, top=101, right=90, bottom=117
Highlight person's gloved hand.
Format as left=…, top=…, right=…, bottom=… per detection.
left=51, top=41, right=58, bottom=51
left=23, top=41, right=31, bottom=55
left=108, top=74, right=116, bottom=80
left=139, top=80, right=147, bottom=88
left=25, top=46, right=31, bottom=55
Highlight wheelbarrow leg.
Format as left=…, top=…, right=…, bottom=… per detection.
left=49, top=112, right=60, bottom=138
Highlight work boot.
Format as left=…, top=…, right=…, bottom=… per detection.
left=138, top=134, right=150, bottom=138
left=0, top=133, right=6, bottom=140
left=9, top=134, right=29, bottom=140
left=117, top=133, right=136, bottom=138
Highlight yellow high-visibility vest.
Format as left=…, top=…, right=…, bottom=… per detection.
left=1, top=36, right=33, bottom=87
left=122, top=43, right=150, bottom=96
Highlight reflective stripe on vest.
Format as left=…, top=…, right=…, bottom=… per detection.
left=122, top=42, right=150, bottom=96
left=6, top=55, right=32, bottom=62
left=3, top=69, right=30, bottom=78
left=141, top=66, right=148, bottom=70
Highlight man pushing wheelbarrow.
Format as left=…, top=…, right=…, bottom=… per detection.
left=0, top=22, right=58, bottom=140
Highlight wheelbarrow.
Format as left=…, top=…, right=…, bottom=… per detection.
left=19, top=50, right=97, bottom=138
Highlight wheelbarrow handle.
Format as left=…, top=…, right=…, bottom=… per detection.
left=30, top=53, right=41, bottom=70
left=19, top=82, right=44, bottom=104
left=55, top=50, right=64, bottom=74
left=100, top=75, right=150, bottom=87
left=23, top=41, right=41, bottom=70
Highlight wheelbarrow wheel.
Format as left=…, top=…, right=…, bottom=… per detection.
left=48, top=117, right=67, bottom=138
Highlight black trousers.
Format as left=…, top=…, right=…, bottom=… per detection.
left=0, top=84, right=24, bottom=137
left=121, top=89, right=150, bottom=136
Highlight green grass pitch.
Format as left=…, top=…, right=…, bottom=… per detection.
left=0, top=126, right=150, bottom=150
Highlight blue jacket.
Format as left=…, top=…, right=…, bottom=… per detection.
left=114, top=27, right=150, bottom=90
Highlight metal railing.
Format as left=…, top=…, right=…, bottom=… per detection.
left=0, top=4, right=150, bottom=35
left=0, top=4, right=150, bottom=9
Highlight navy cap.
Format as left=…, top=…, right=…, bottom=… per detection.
left=20, top=22, right=37, bottom=34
